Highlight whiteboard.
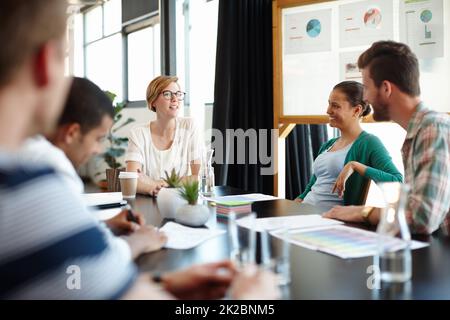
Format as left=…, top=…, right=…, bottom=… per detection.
left=280, top=0, right=450, bottom=118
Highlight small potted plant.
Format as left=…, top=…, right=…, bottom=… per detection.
left=175, top=180, right=210, bottom=227
left=95, top=91, right=135, bottom=191
left=157, top=169, right=187, bottom=219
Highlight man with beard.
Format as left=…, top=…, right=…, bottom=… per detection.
left=324, top=40, right=450, bottom=235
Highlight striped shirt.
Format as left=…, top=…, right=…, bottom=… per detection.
left=402, top=103, right=450, bottom=235
left=0, top=153, right=137, bottom=299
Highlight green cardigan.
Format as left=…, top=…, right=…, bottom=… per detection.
left=298, top=131, right=403, bottom=205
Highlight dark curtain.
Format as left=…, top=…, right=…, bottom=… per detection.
left=212, top=0, right=328, bottom=197
left=212, top=0, right=273, bottom=195
left=285, top=125, right=328, bottom=200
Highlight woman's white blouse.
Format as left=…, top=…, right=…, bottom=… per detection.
left=125, top=117, right=202, bottom=180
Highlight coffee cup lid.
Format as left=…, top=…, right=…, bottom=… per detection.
left=119, top=171, right=138, bottom=179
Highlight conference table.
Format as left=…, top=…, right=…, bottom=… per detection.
left=117, top=186, right=450, bottom=300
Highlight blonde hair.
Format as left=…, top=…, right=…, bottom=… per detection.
left=146, top=75, right=179, bottom=112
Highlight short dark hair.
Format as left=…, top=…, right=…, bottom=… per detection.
left=333, top=81, right=371, bottom=117
left=358, top=40, right=420, bottom=96
left=0, top=0, right=67, bottom=87
left=58, top=77, right=114, bottom=133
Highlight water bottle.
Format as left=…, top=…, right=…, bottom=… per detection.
left=200, top=148, right=215, bottom=196
left=375, top=182, right=412, bottom=283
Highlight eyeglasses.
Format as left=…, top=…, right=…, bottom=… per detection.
left=161, top=90, right=186, bottom=101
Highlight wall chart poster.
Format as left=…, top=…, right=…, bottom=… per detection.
left=339, top=0, right=394, bottom=48
left=339, top=51, right=364, bottom=81
left=284, top=9, right=332, bottom=54
left=400, top=0, right=444, bottom=59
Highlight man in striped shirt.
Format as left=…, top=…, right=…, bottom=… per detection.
left=0, top=0, right=279, bottom=299
left=0, top=0, right=140, bottom=300
left=324, top=41, right=450, bottom=235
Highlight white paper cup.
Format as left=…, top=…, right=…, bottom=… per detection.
left=119, top=171, right=138, bottom=199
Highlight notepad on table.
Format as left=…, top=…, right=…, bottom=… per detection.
left=82, top=192, right=126, bottom=209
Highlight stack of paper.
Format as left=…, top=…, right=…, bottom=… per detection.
left=216, top=200, right=252, bottom=216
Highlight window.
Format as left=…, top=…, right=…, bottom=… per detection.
left=176, top=0, right=219, bottom=141
left=71, top=0, right=161, bottom=104
left=85, top=5, right=103, bottom=43
left=84, top=0, right=123, bottom=100
left=86, top=33, right=123, bottom=100
left=127, top=23, right=161, bottom=102
left=103, top=0, right=121, bottom=36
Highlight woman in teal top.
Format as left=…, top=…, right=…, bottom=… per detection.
left=295, top=81, right=403, bottom=208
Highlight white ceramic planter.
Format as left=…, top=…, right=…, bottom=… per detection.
left=157, top=188, right=188, bottom=219
left=175, top=204, right=210, bottom=227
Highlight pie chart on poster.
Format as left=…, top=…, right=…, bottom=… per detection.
left=364, top=7, right=382, bottom=29
left=306, top=19, right=321, bottom=38
left=420, top=9, right=432, bottom=23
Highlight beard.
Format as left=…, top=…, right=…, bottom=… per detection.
left=371, top=95, right=390, bottom=122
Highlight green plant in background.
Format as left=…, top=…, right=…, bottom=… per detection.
left=99, top=91, right=135, bottom=170
left=163, top=168, right=182, bottom=188
left=178, top=180, right=200, bottom=205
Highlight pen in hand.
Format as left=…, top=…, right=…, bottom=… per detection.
left=124, top=204, right=139, bottom=224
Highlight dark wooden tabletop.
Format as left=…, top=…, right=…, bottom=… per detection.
left=100, top=186, right=450, bottom=299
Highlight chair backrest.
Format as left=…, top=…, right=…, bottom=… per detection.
left=363, top=180, right=386, bottom=207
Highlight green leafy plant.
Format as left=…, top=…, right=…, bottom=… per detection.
left=163, top=168, right=182, bottom=188
left=99, top=91, right=135, bottom=170
left=178, top=180, right=200, bottom=205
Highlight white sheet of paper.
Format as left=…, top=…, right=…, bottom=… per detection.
left=273, top=225, right=429, bottom=259
left=205, top=193, right=279, bottom=203
left=236, top=214, right=343, bottom=232
left=92, top=208, right=122, bottom=221
left=159, top=222, right=226, bottom=250
left=82, top=192, right=123, bottom=207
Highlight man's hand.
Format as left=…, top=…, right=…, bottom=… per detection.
left=230, top=265, right=280, bottom=300
left=160, top=260, right=236, bottom=300
left=323, top=205, right=365, bottom=223
left=123, top=225, right=167, bottom=259
left=105, top=209, right=145, bottom=235
left=294, top=198, right=303, bottom=203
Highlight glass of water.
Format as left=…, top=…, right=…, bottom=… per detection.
left=375, top=182, right=412, bottom=283
left=228, top=211, right=256, bottom=267
left=261, top=229, right=291, bottom=286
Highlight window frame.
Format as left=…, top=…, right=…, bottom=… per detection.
left=81, top=2, right=161, bottom=108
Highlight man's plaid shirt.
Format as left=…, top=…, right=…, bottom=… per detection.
left=402, top=103, right=450, bottom=234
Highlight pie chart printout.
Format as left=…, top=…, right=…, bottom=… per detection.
left=306, top=19, right=321, bottom=38
left=364, top=7, right=382, bottom=29
left=420, top=9, right=432, bottom=23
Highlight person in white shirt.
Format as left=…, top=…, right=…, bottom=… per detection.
left=19, top=77, right=167, bottom=260
left=125, top=76, right=202, bottom=196
left=0, top=0, right=279, bottom=300
left=20, top=135, right=84, bottom=194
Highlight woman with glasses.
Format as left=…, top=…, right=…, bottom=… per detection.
left=125, top=76, right=201, bottom=196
